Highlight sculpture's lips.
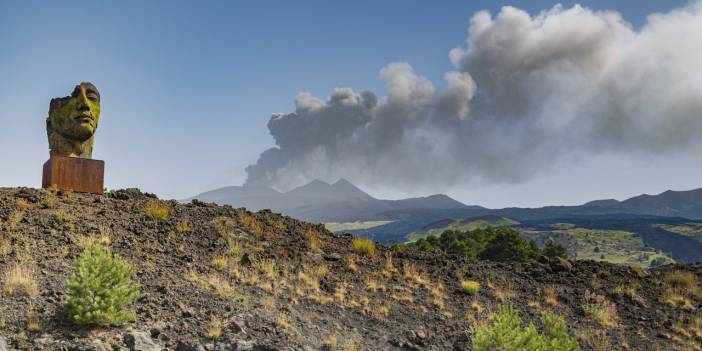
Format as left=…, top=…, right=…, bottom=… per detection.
left=74, top=115, right=94, bottom=124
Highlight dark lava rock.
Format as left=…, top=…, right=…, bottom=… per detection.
left=551, top=257, right=573, bottom=272
left=124, top=331, right=162, bottom=351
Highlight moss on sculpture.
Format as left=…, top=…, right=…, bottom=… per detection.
left=47, top=82, right=101, bottom=158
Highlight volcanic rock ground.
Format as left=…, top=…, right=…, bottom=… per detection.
left=0, top=187, right=700, bottom=350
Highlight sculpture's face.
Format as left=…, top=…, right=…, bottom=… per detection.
left=50, top=83, right=101, bottom=142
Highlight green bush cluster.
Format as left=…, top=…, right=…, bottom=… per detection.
left=472, top=305, right=579, bottom=351
left=64, top=243, right=140, bottom=326
left=409, top=227, right=566, bottom=262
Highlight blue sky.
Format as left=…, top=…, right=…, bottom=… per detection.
left=0, top=0, right=698, bottom=207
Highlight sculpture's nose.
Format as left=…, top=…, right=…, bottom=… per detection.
left=77, top=93, right=90, bottom=111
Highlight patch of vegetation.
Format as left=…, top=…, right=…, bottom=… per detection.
left=408, top=217, right=518, bottom=241
left=252, top=258, right=278, bottom=279
left=238, top=211, right=263, bottom=236
left=175, top=219, right=192, bottom=234
left=460, top=279, right=480, bottom=296
left=65, top=243, right=140, bottom=326
left=187, top=271, right=243, bottom=301
left=352, top=238, right=376, bottom=256
left=55, top=209, right=76, bottom=231
left=472, top=305, right=579, bottom=351
left=206, top=317, right=224, bottom=339
left=39, top=190, right=56, bottom=209
left=143, top=200, right=169, bottom=221
left=4, top=210, right=25, bottom=232
left=1, top=262, right=38, bottom=297
left=306, top=227, right=322, bottom=251
left=557, top=228, right=674, bottom=268
left=542, top=241, right=567, bottom=258
left=324, top=221, right=394, bottom=232
left=659, top=270, right=702, bottom=310
left=210, top=256, right=229, bottom=271
left=582, top=290, right=618, bottom=328
left=410, top=227, right=564, bottom=262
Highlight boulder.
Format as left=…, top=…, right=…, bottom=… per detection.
left=551, top=257, right=573, bottom=272
left=124, top=331, right=161, bottom=351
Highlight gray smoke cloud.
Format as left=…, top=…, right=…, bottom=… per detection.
left=246, top=3, right=702, bottom=192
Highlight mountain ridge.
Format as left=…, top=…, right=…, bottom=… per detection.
left=189, top=181, right=702, bottom=225
left=187, top=179, right=473, bottom=222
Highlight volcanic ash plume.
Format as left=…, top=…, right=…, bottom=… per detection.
left=246, top=3, right=702, bottom=191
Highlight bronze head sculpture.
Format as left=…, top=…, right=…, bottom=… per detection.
left=47, top=82, right=101, bottom=158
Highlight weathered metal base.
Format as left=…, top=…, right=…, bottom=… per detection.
left=42, top=156, right=104, bottom=194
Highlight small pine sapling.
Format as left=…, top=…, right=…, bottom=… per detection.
left=64, top=243, right=140, bottom=326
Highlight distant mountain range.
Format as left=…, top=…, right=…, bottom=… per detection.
left=582, top=188, right=702, bottom=219
left=186, top=179, right=480, bottom=222
left=189, top=180, right=702, bottom=223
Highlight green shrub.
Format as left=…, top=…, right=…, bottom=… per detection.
left=352, top=238, right=376, bottom=256
left=480, top=230, right=540, bottom=262
left=460, top=279, right=480, bottom=296
left=542, top=241, right=567, bottom=258
left=64, top=243, right=140, bottom=326
left=472, top=305, right=579, bottom=351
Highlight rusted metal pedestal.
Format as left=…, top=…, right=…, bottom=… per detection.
left=42, top=156, right=104, bottom=194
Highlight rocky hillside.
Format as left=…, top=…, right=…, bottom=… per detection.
left=0, top=187, right=701, bottom=351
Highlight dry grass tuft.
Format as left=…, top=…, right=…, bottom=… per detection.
left=471, top=301, right=483, bottom=313
left=345, top=255, right=358, bottom=273
left=527, top=300, right=541, bottom=310
left=252, top=258, right=277, bottom=279
left=660, top=270, right=702, bottom=310
left=351, top=238, right=375, bottom=256
left=0, top=234, right=11, bottom=257
left=431, top=282, right=446, bottom=309
left=176, top=219, right=192, bottom=234
left=488, top=279, right=515, bottom=302
left=382, top=252, right=396, bottom=277
left=213, top=216, right=236, bottom=238
left=239, top=212, right=263, bottom=236
left=276, top=313, right=290, bottom=329
left=402, top=262, right=429, bottom=287
left=97, top=226, right=112, bottom=246
left=187, top=271, right=243, bottom=301
left=144, top=200, right=169, bottom=221
left=544, top=285, right=560, bottom=306
left=391, top=291, right=414, bottom=303
left=362, top=297, right=390, bottom=320
left=321, top=336, right=338, bottom=350
left=306, top=227, right=322, bottom=251
left=54, top=210, right=76, bottom=231
left=210, top=256, right=229, bottom=271
left=577, top=329, right=613, bottom=351
left=206, top=317, right=224, bottom=339
left=5, top=210, right=25, bottom=231
left=15, top=198, right=30, bottom=209
left=583, top=290, right=619, bottom=328
left=365, top=276, right=386, bottom=292
left=2, top=262, right=38, bottom=297
left=297, top=265, right=329, bottom=297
